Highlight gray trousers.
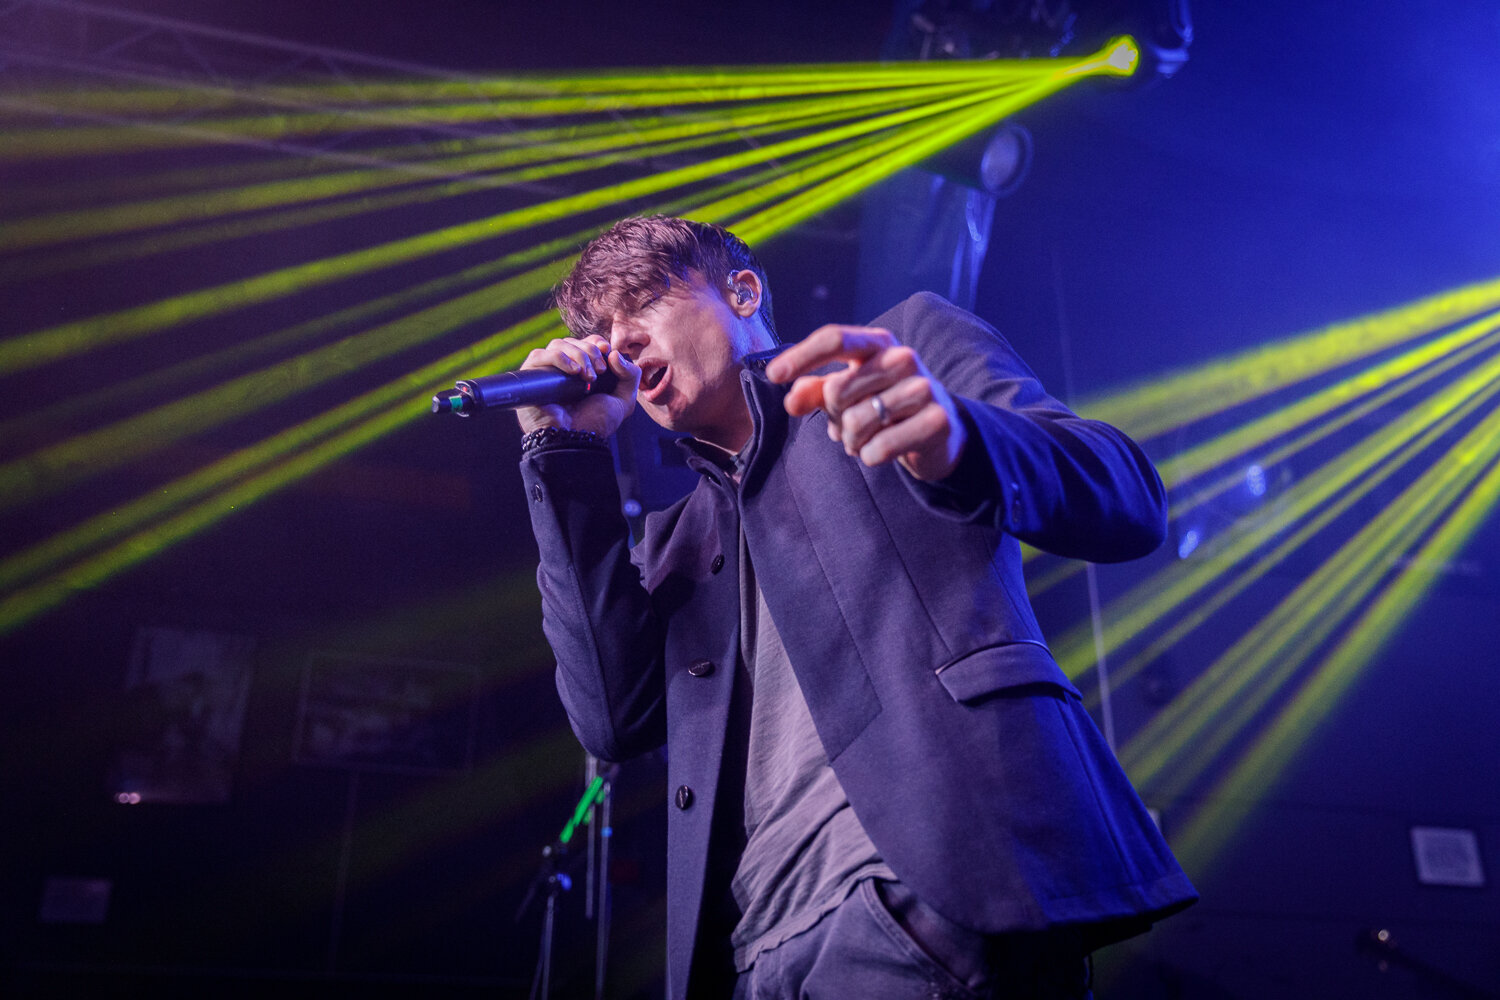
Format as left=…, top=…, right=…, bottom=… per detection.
left=730, top=878, right=1093, bottom=1000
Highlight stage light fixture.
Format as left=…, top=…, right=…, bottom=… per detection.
left=919, top=119, right=1034, bottom=196
left=979, top=121, right=1034, bottom=194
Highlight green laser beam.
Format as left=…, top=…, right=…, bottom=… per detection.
left=0, top=78, right=1037, bottom=375
left=1168, top=417, right=1500, bottom=875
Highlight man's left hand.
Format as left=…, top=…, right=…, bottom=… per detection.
left=765, top=325, right=967, bottom=482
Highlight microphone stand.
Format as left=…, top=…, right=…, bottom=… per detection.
left=520, top=844, right=567, bottom=1000
left=583, top=757, right=614, bottom=1000
left=517, top=757, right=616, bottom=1000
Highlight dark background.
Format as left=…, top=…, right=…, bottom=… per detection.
left=2, top=2, right=1497, bottom=997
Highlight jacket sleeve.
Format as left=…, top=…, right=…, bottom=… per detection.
left=520, top=441, right=667, bottom=762
left=887, top=292, right=1168, bottom=563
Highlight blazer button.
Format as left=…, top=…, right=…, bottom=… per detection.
left=687, top=658, right=715, bottom=678
left=710, top=553, right=725, bottom=574
left=675, top=785, right=694, bottom=810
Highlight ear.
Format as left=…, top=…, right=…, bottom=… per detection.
left=726, top=269, right=762, bottom=317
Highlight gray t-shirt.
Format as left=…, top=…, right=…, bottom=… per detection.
left=729, top=531, right=892, bottom=971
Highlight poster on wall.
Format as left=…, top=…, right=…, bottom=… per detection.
left=112, top=626, right=256, bottom=804
left=293, top=651, right=478, bottom=774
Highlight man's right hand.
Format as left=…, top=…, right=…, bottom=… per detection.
left=514, top=334, right=641, bottom=438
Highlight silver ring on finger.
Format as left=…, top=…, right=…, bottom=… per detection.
left=870, top=394, right=893, bottom=427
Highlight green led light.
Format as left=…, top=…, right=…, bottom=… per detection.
left=0, top=311, right=565, bottom=622
left=0, top=37, right=1163, bottom=633
left=1105, top=36, right=1140, bottom=75
left=2, top=81, right=985, bottom=254
left=559, top=775, right=606, bottom=845
left=1054, top=339, right=1500, bottom=687
left=1, top=42, right=1130, bottom=158
left=1080, top=275, right=1500, bottom=443
left=1167, top=414, right=1500, bottom=874
left=1, top=81, right=1040, bottom=375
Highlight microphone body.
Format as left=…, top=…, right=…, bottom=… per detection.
left=431, top=367, right=620, bottom=416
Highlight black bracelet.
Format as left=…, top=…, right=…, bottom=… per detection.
left=520, top=426, right=608, bottom=453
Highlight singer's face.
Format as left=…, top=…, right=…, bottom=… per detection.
left=608, top=275, right=770, bottom=453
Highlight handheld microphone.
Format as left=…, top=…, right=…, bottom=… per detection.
left=431, top=367, right=620, bottom=417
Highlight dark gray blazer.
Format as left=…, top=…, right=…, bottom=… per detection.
left=521, top=292, right=1196, bottom=999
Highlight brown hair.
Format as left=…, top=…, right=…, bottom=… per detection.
left=554, top=215, right=776, bottom=341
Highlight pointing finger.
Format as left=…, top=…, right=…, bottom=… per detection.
left=765, top=325, right=895, bottom=384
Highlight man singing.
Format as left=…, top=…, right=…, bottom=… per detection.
left=513, top=215, right=1195, bottom=998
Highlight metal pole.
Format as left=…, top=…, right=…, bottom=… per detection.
left=594, top=779, right=613, bottom=1000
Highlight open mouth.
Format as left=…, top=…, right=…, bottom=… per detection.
left=641, top=363, right=668, bottom=393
